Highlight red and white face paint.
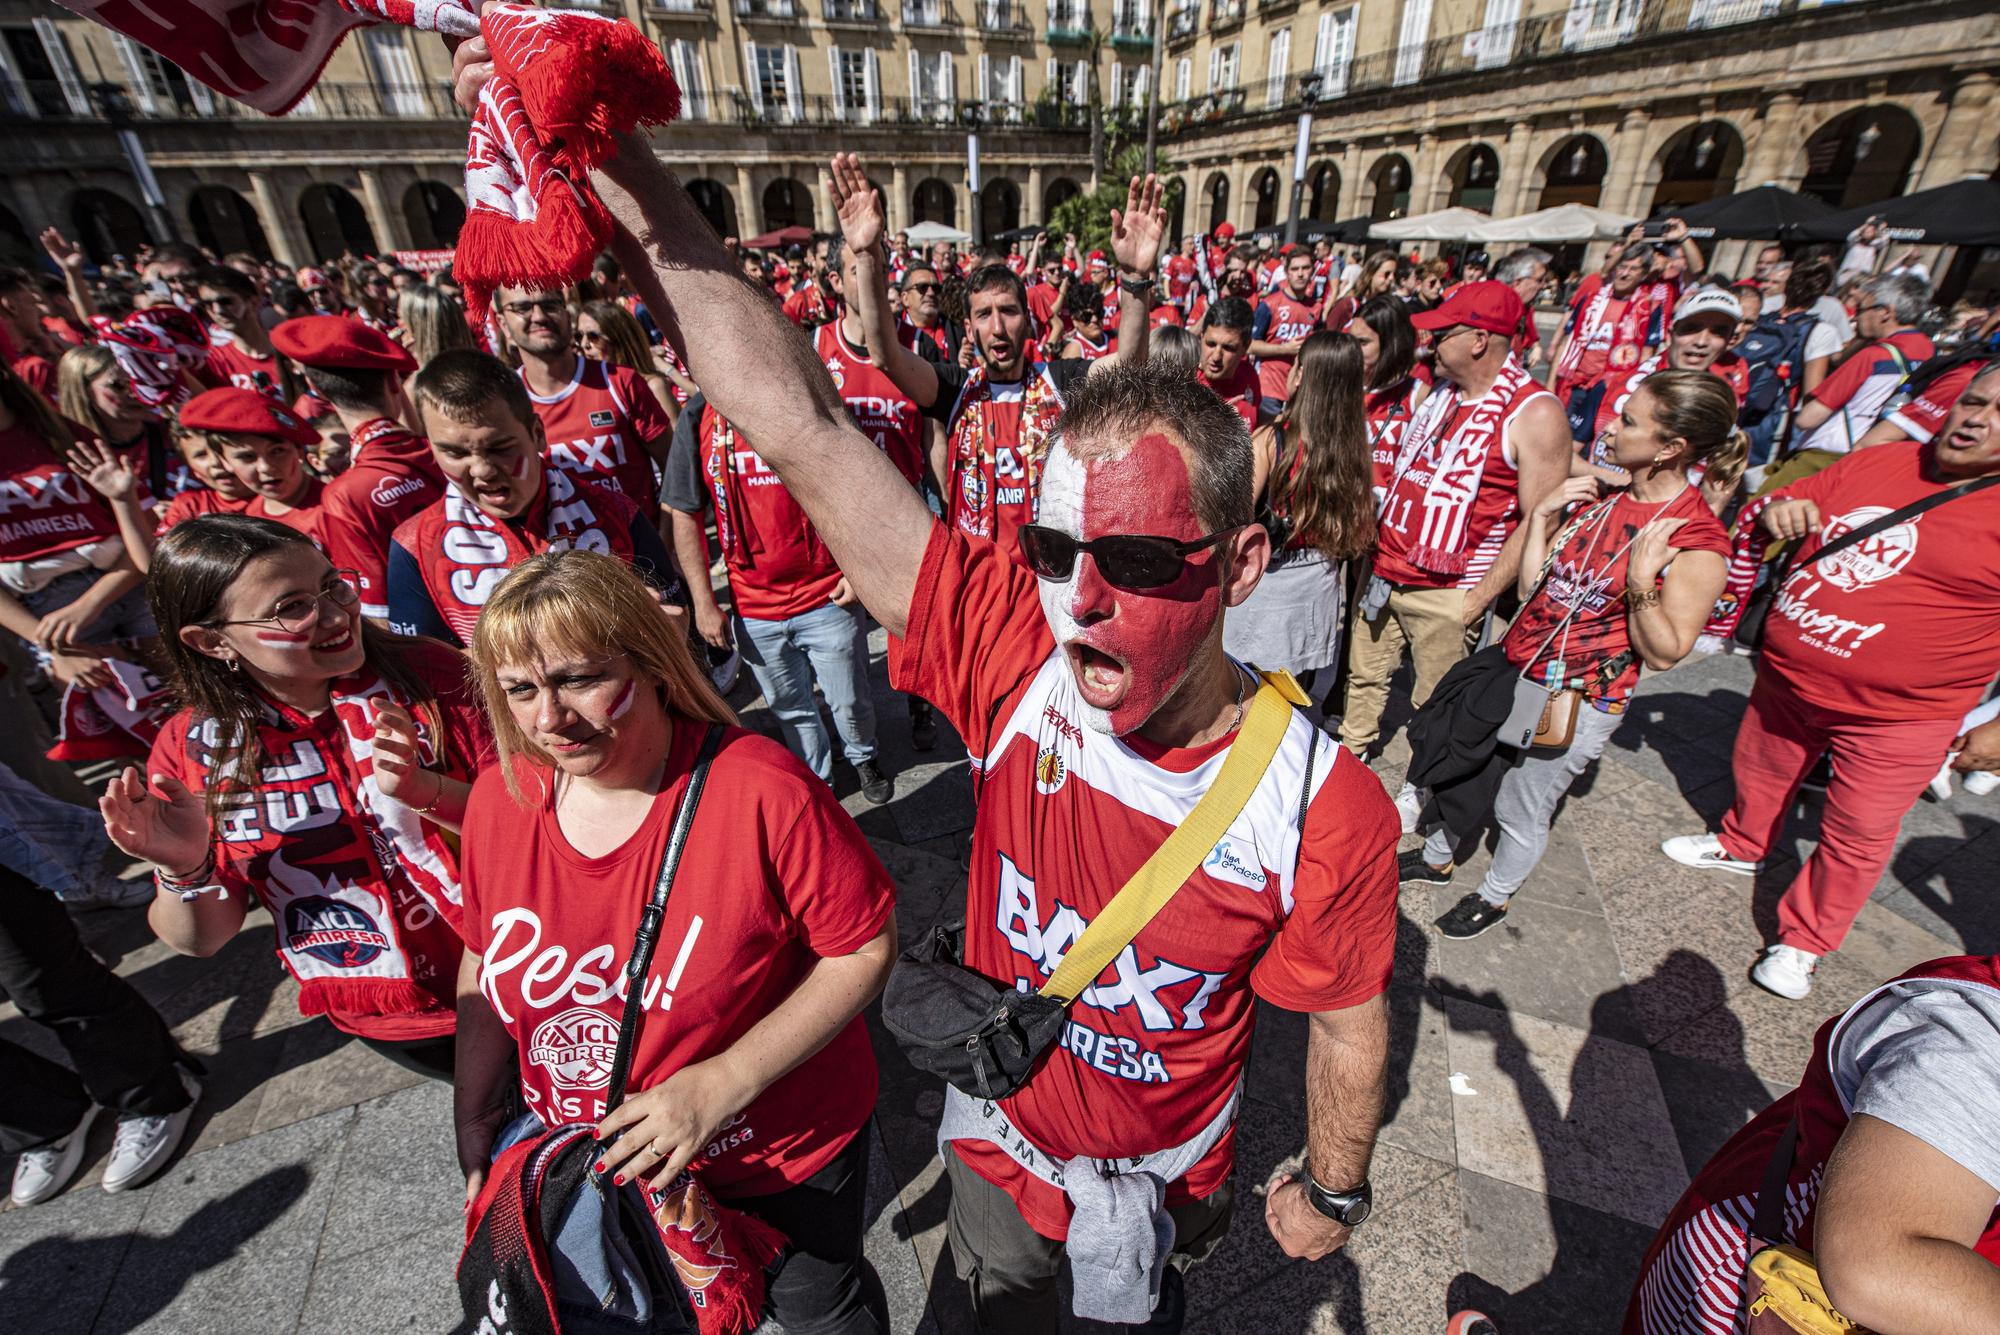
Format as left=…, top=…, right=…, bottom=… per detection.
left=1035, top=433, right=1225, bottom=736
left=209, top=546, right=366, bottom=686
left=496, top=653, right=664, bottom=783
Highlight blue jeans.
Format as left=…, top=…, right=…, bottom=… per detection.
left=18, top=567, right=156, bottom=669
left=0, top=761, right=118, bottom=902
left=736, top=601, right=877, bottom=780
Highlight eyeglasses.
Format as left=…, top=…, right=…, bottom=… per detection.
left=211, top=572, right=360, bottom=635
left=906, top=283, right=940, bottom=295
left=198, top=296, right=240, bottom=312
left=577, top=330, right=607, bottom=345
left=501, top=298, right=566, bottom=317
left=1017, top=525, right=1232, bottom=590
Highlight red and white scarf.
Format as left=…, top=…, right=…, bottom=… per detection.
left=48, top=658, right=169, bottom=763
left=90, top=306, right=210, bottom=409
left=946, top=362, right=1064, bottom=541
left=181, top=664, right=470, bottom=1022
left=414, top=467, right=636, bottom=643
left=1387, top=356, right=1537, bottom=578
left=1554, top=281, right=1654, bottom=399
left=55, top=0, right=679, bottom=326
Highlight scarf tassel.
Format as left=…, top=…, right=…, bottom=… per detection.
left=511, top=12, right=679, bottom=171
left=455, top=171, right=614, bottom=325
left=654, top=1184, right=789, bottom=1335
left=297, top=975, right=451, bottom=1021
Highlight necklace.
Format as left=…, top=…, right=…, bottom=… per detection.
left=1227, top=665, right=1250, bottom=734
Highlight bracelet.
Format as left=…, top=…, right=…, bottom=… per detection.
left=1118, top=276, right=1153, bottom=297
left=414, top=770, right=447, bottom=816
left=1624, top=583, right=1663, bottom=610
left=156, top=849, right=215, bottom=887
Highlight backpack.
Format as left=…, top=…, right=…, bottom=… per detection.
left=1736, top=310, right=1819, bottom=464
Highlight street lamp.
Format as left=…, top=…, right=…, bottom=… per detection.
left=1283, top=71, right=1322, bottom=246
left=962, top=100, right=984, bottom=245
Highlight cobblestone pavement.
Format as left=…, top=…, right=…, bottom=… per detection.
left=5, top=635, right=1995, bottom=1335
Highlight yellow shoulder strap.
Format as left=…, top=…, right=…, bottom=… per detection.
left=1039, top=669, right=1306, bottom=1004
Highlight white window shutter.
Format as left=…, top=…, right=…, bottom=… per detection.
left=1134, top=63, right=1150, bottom=105
left=978, top=52, right=991, bottom=103
left=941, top=52, right=955, bottom=108
left=908, top=48, right=921, bottom=112
left=33, top=20, right=89, bottom=117
left=0, top=39, right=31, bottom=118
left=1109, top=63, right=1122, bottom=107
left=186, top=78, right=215, bottom=115
left=1046, top=56, right=1057, bottom=96
left=865, top=48, right=879, bottom=120
left=784, top=45, right=802, bottom=120
left=1011, top=56, right=1022, bottom=108
left=829, top=46, right=846, bottom=120
left=1207, top=46, right=1219, bottom=92
left=113, top=35, right=159, bottom=114
left=746, top=41, right=764, bottom=112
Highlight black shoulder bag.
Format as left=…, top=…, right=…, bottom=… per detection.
left=1735, top=473, right=2000, bottom=653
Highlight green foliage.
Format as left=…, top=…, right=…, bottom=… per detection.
left=1045, top=144, right=1150, bottom=255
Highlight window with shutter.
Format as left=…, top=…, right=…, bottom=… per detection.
left=784, top=45, right=803, bottom=120
left=1314, top=7, right=1354, bottom=97
left=1175, top=56, right=1191, bottom=101
left=828, top=46, right=847, bottom=121
left=1265, top=27, right=1288, bottom=106
left=33, top=19, right=89, bottom=116
left=1475, top=0, right=1521, bottom=68
left=1393, top=0, right=1432, bottom=85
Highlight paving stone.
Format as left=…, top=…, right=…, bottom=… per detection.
left=247, top=1024, right=425, bottom=1140
left=1878, top=817, right=2000, bottom=951
left=0, top=1174, right=151, bottom=1334
left=1599, top=861, right=1774, bottom=1046
left=315, top=1081, right=460, bottom=1262
left=1563, top=774, right=1740, bottom=896
left=1430, top=891, right=1645, bottom=1045
left=1451, top=1166, right=1659, bottom=1333
left=1441, top=996, right=1689, bottom=1228
left=1649, top=1048, right=1791, bottom=1179
left=297, top=1219, right=462, bottom=1333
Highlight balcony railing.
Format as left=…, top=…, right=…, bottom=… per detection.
left=1210, top=0, right=1245, bottom=29
left=1111, top=15, right=1153, bottom=48
left=0, top=77, right=466, bottom=122
left=1166, top=1, right=1198, bottom=40
left=824, top=0, right=878, bottom=17
left=734, top=0, right=798, bottom=17
left=977, top=0, right=1034, bottom=31
left=708, top=91, right=1092, bottom=129
left=902, top=0, right=959, bottom=25
left=648, top=0, right=718, bottom=11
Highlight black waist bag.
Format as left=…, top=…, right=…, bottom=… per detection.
left=881, top=922, right=1068, bottom=1101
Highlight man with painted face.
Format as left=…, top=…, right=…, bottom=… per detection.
left=497, top=284, right=675, bottom=521
left=385, top=350, right=680, bottom=647
left=831, top=157, right=1157, bottom=562
left=553, top=127, right=1398, bottom=1334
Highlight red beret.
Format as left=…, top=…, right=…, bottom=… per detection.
left=271, top=315, right=417, bottom=374
left=179, top=388, right=321, bottom=446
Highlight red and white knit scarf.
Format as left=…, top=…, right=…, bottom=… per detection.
left=188, top=664, right=469, bottom=1020
left=946, top=362, right=1064, bottom=540
left=1554, top=282, right=1654, bottom=397
left=55, top=0, right=680, bottom=326
left=1388, top=356, right=1537, bottom=578
left=90, top=306, right=211, bottom=410
left=48, top=657, right=170, bottom=764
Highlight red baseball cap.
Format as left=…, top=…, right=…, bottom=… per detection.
left=179, top=388, right=321, bottom=445
left=1086, top=250, right=1108, bottom=269
left=1410, top=280, right=1527, bottom=335
left=1214, top=222, right=1237, bottom=241
left=271, top=315, right=417, bottom=374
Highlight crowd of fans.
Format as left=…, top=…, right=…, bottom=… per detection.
left=2, top=132, right=1998, bottom=1335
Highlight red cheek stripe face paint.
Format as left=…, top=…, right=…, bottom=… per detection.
left=509, top=451, right=529, bottom=478
left=606, top=678, right=636, bottom=721
left=252, top=628, right=313, bottom=645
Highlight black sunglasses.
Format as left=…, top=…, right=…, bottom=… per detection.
left=906, top=282, right=940, bottom=295
left=1018, top=524, right=1232, bottom=589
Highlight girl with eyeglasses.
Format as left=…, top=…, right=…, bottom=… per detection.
left=99, top=514, right=493, bottom=1078
left=577, top=300, right=687, bottom=420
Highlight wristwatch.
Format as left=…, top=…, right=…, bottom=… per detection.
left=1303, top=1172, right=1373, bottom=1227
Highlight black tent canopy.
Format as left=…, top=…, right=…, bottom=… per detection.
left=1659, top=185, right=1834, bottom=240
left=1793, top=177, right=2000, bottom=247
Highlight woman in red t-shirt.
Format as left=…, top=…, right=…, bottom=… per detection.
left=1409, top=371, right=1738, bottom=940
left=0, top=363, right=152, bottom=695
left=1345, top=294, right=1431, bottom=498
left=99, top=515, right=489, bottom=1078
left=454, top=550, right=896, bottom=1333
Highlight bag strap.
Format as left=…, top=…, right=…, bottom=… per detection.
left=1038, top=669, right=1305, bottom=1005
left=602, top=722, right=726, bottom=1113
left=1751, top=1114, right=1802, bottom=1245
left=1782, top=471, right=2000, bottom=585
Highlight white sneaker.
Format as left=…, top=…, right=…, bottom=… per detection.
left=101, top=1071, right=200, bottom=1194
left=10, top=1105, right=100, bottom=1206
left=1751, top=944, right=1820, bottom=1000
left=1966, top=771, right=2000, bottom=797
left=1661, top=833, right=1758, bottom=876
left=1929, top=759, right=1956, bottom=802
left=1394, top=783, right=1423, bottom=836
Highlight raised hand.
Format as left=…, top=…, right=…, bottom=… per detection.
left=1108, top=174, right=1167, bottom=278
left=40, top=227, right=84, bottom=273
left=66, top=437, right=138, bottom=503
left=100, top=766, right=212, bottom=876
left=828, top=153, right=884, bottom=254
left=368, top=698, right=433, bottom=808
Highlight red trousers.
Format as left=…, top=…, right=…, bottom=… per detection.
left=1718, top=674, right=1961, bottom=956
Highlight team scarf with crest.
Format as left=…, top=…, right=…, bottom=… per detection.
left=946, top=362, right=1064, bottom=540
left=90, top=306, right=210, bottom=409
left=414, top=467, right=636, bottom=644
left=53, top=0, right=679, bottom=326
left=48, top=657, right=170, bottom=764
left=173, top=663, right=470, bottom=1025
left=1553, top=279, right=1657, bottom=400
left=1385, top=356, right=1539, bottom=577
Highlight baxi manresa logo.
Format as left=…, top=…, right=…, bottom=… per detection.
left=1816, top=505, right=1919, bottom=593
left=284, top=895, right=390, bottom=968
left=529, top=1006, right=620, bottom=1090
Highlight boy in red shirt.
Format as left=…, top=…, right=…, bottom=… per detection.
left=179, top=387, right=324, bottom=542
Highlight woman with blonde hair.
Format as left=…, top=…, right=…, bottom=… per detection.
left=1223, top=330, right=1376, bottom=683
left=577, top=299, right=690, bottom=419
left=1323, top=247, right=1401, bottom=332
left=452, top=548, right=895, bottom=1334
left=1403, top=369, right=1737, bottom=941
left=395, top=284, right=476, bottom=371
left=57, top=345, right=180, bottom=506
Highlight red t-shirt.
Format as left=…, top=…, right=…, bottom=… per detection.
left=816, top=324, right=925, bottom=488
left=1148, top=304, right=1185, bottom=331
left=246, top=475, right=325, bottom=545
left=1763, top=443, right=2000, bottom=720
left=154, top=485, right=250, bottom=537
left=524, top=359, right=673, bottom=512
left=1025, top=283, right=1062, bottom=338
left=459, top=725, right=893, bottom=1196
left=889, top=526, right=1399, bottom=1239
left=0, top=421, right=119, bottom=561
left=1197, top=360, right=1261, bottom=433
left=13, top=354, right=57, bottom=404
left=694, top=405, right=843, bottom=622
left=1365, top=377, right=1425, bottom=496
left=205, top=339, right=284, bottom=399
left=1255, top=291, right=1322, bottom=403
left=782, top=285, right=830, bottom=328
left=317, top=419, right=444, bottom=619
left=1885, top=359, right=1985, bottom=444
left=1502, top=487, right=1729, bottom=702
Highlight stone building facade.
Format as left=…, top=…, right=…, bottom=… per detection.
left=0, top=0, right=1991, bottom=283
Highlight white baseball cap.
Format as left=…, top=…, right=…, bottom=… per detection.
left=1673, top=286, right=1743, bottom=327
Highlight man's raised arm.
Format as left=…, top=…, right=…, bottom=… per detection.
left=588, top=136, right=932, bottom=637
left=828, top=154, right=941, bottom=410
left=1090, top=174, right=1166, bottom=376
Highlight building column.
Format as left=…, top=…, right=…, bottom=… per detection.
left=1027, top=163, right=1045, bottom=222
left=1496, top=119, right=1534, bottom=217
left=1915, top=72, right=1998, bottom=189
left=1232, top=159, right=1257, bottom=230
left=889, top=162, right=910, bottom=233
left=1740, top=90, right=1802, bottom=190
left=734, top=163, right=757, bottom=235
left=247, top=169, right=308, bottom=267
left=1407, top=131, right=1441, bottom=216
left=1336, top=141, right=1363, bottom=220
left=1602, top=108, right=1652, bottom=218
left=817, top=162, right=837, bottom=233
left=356, top=167, right=411, bottom=253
